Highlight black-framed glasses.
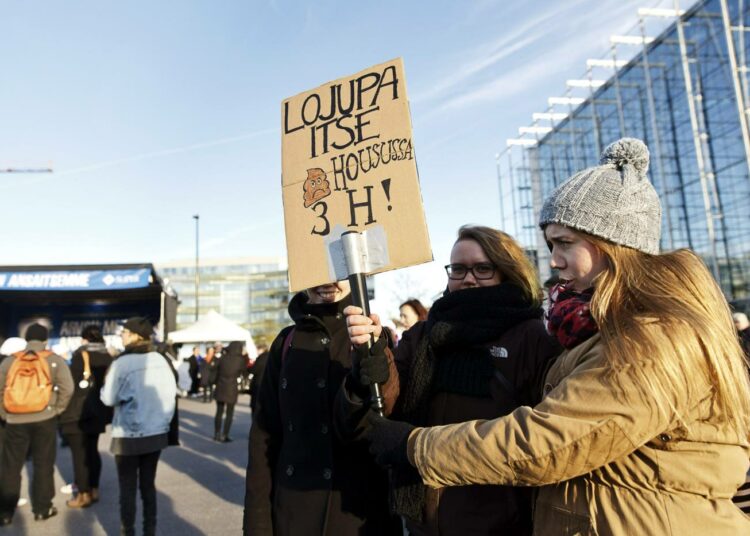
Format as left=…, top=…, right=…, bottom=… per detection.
left=444, top=263, right=497, bottom=280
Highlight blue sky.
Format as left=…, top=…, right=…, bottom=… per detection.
left=0, top=0, right=675, bottom=308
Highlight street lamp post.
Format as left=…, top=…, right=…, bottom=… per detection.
left=193, top=214, right=200, bottom=321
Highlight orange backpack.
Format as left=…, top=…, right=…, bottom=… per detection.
left=3, top=350, right=53, bottom=414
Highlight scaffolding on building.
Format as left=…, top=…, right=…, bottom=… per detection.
left=498, top=0, right=750, bottom=302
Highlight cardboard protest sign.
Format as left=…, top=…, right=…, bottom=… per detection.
left=281, top=58, right=432, bottom=292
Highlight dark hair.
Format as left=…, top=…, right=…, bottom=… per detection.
left=81, top=324, right=104, bottom=343
left=400, top=299, right=428, bottom=321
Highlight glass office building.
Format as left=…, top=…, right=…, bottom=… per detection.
left=501, top=0, right=750, bottom=305
left=158, top=257, right=292, bottom=346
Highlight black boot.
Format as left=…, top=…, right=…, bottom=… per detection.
left=120, top=525, right=135, bottom=536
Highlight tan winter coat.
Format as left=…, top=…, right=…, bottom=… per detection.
left=410, top=333, right=750, bottom=535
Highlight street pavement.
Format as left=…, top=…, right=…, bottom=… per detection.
left=3, top=394, right=252, bottom=535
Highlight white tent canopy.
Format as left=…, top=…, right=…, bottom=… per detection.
left=168, top=310, right=257, bottom=358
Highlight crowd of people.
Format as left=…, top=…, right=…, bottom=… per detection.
left=0, top=317, right=258, bottom=535
left=244, top=138, right=750, bottom=536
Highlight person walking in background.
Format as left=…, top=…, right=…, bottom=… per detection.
left=398, top=298, right=428, bottom=332
left=213, top=341, right=245, bottom=442
left=341, top=226, right=560, bottom=535
left=200, top=346, right=217, bottom=403
left=188, top=346, right=201, bottom=396
left=100, top=317, right=176, bottom=536
left=244, top=281, right=402, bottom=536
left=360, top=139, right=750, bottom=535
left=0, top=324, right=74, bottom=526
left=59, top=325, right=113, bottom=509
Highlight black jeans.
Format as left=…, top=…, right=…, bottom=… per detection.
left=62, top=431, right=101, bottom=493
left=115, top=450, right=161, bottom=534
left=214, top=402, right=235, bottom=437
left=0, top=418, right=57, bottom=516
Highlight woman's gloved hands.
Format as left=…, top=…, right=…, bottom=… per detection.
left=363, top=410, right=416, bottom=467
left=345, top=305, right=391, bottom=398
left=350, top=336, right=390, bottom=388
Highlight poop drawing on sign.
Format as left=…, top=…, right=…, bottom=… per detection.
left=303, top=168, right=332, bottom=208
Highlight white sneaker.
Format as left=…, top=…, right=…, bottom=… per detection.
left=60, top=483, right=76, bottom=494
left=16, top=498, right=28, bottom=507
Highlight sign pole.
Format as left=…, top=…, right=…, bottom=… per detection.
left=341, top=231, right=385, bottom=416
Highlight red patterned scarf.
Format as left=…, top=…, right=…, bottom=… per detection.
left=545, top=283, right=598, bottom=349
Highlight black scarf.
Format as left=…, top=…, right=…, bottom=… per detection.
left=393, top=283, right=542, bottom=522
left=122, top=341, right=154, bottom=355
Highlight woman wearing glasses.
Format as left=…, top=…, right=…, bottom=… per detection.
left=359, top=139, right=750, bottom=535
left=338, top=225, right=560, bottom=536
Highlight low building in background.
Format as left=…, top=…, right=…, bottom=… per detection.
left=158, top=257, right=291, bottom=347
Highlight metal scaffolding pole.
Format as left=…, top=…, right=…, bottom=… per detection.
left=610, top=45, right=628, bottom=136
left=639, top=16, right=675, bottom=250
left=662, top=63, right=695, bottom=249
left=719, top=0, right=750, bottom=178
left=507, top=148, right=519, bottom=238
left=739, top=0, right=750, bottom=104
left=520, top=147, right=535, bottom=246
left=586, top=66, right=604, bottom=155
left=675, top=0, right=721, bottom=279
left=495, top=151, right=507, bottom=231
left=528, top=147, right=551, bottom=282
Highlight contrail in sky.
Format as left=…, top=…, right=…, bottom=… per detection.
left=0, top=128, right=277, bottom=191
left=56, top=128, right=278, bottom=176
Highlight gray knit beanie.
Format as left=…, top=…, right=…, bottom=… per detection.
left=539, top=137, right=661, bottom=254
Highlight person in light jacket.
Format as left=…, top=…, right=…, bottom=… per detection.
left=101, top=317, right=176, bottom=536
left=352, top=139, right=750, bottom=535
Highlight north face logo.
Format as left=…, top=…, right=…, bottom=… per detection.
left=490, top=346, right=508, bottom=358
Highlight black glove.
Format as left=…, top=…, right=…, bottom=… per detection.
left=350, top=336, right=390, bottom=388
left=363, top=410, right=415, bottom=467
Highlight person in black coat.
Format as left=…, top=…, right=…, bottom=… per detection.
left=214, top=341, right=245, bottom=442
left=58, top=325, right=113, bottom=508
left=243, top=282, right=402, bottom=536
left=188, top=347, right=201, bottom=396
left=249, top=345, right=269, bottom=412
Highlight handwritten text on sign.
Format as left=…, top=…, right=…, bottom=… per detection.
left=281, top=58, right=431, bottom=291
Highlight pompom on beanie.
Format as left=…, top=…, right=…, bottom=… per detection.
left=539, top=137, right=661, bottom=254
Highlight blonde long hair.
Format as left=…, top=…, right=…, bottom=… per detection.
left=457, top=225, right=542, bottom=306
left=584, top=234, right=750, bottom=436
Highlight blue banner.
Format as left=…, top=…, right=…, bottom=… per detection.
left=0, top=269, right=151, bottom=291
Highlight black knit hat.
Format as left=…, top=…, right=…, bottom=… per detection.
left=121, top=317, right=153, bottom=339
left=25, top=323, right=49, bottom=342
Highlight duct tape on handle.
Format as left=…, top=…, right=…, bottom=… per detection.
left=325, top=225, right=390, bottom=281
